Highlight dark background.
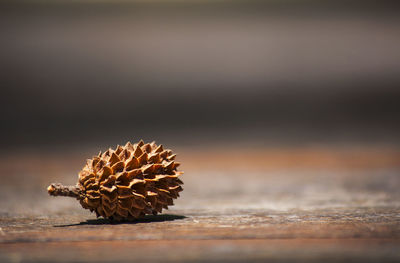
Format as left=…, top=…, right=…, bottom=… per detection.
left=1, top=0, right=400, bottom=152
left=1, top=2, right=400, bottom=262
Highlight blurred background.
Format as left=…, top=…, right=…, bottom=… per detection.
left=1, top=0, right=400, bottom=153
left=1, top=1, right=400, bottom=261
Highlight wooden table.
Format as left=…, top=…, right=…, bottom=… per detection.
left=0, top=146, right=399, bottom=262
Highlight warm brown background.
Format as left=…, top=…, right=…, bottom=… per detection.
left=1, top=0, right=400, bottom=262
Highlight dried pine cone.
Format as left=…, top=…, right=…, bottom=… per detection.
left=47, top=140, right=183, bottom=221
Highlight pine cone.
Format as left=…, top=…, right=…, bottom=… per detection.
left=47, top=140, right=183, bottom=221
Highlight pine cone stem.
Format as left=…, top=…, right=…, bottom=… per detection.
left=47, top=183, right=81, bottom=199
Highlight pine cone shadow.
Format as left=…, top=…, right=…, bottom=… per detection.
left=55, top=214, right=186, bottom=227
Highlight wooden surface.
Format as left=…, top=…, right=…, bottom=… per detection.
left=0, top=146, right=399, bottom=262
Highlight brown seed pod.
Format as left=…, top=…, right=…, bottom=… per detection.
left=47, top=140, right=183, bottom=221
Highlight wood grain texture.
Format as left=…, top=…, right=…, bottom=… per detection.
left=0, top=146, right=399, bottom=262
